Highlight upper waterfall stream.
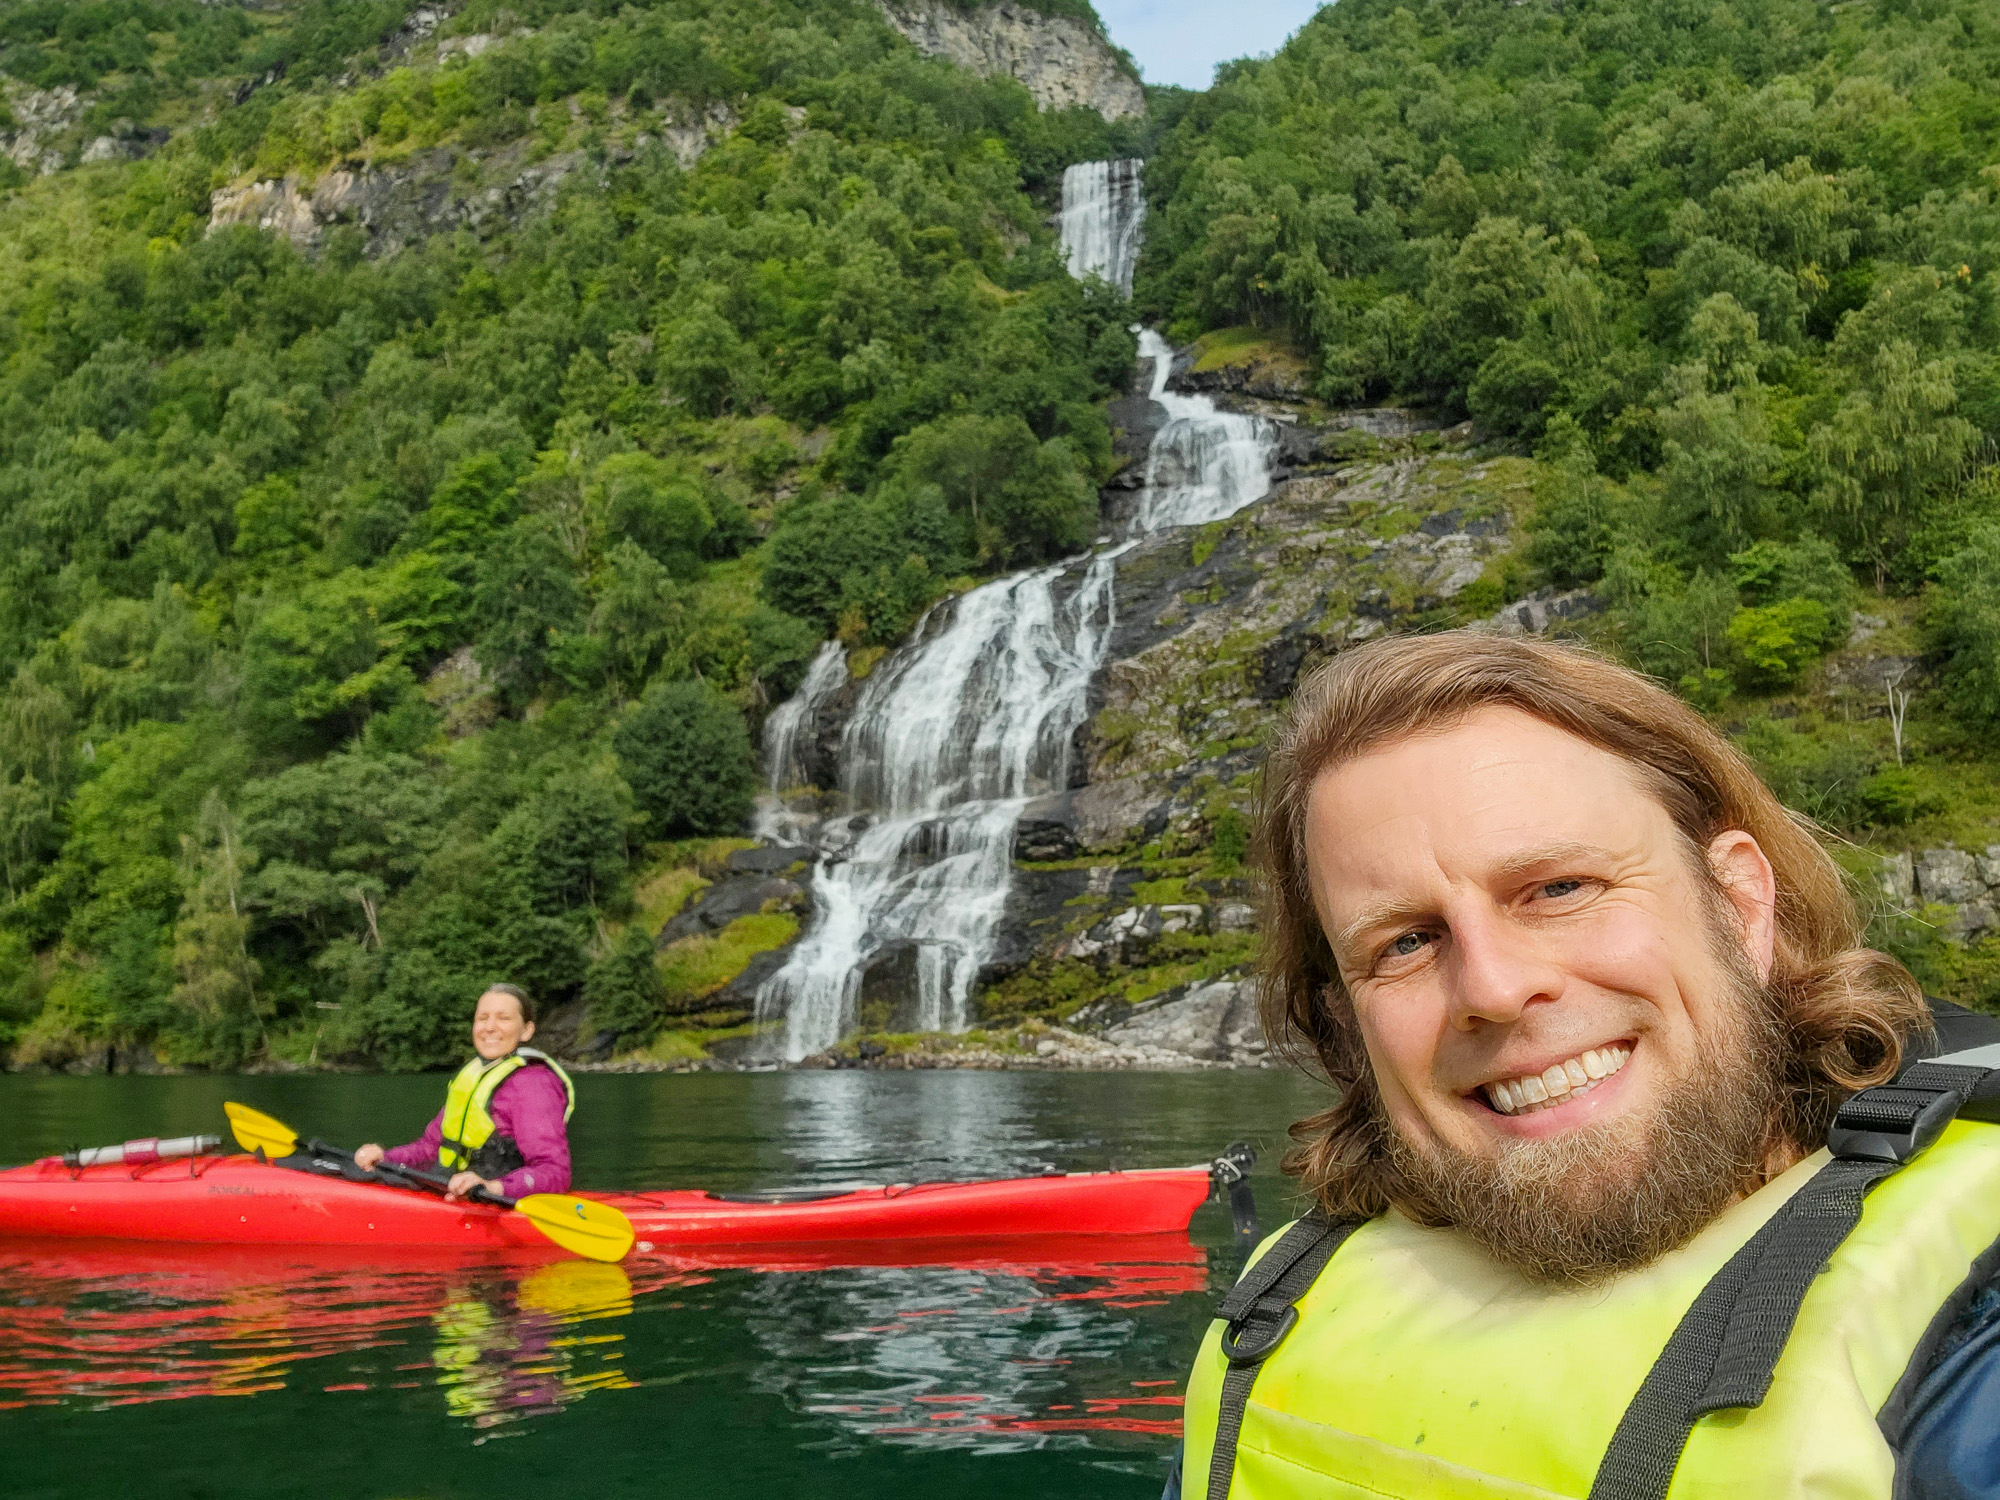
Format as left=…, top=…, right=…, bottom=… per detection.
left=754, top=160, right=1278, bottom=1061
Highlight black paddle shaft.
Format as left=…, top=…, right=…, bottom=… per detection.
left=302, top=1138, right=518, bottom=1208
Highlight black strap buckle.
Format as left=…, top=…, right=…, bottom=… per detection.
left=1828, top=1085, right=1961, bottom=1163
left=1220, top=1305, right=1298, bottom=1366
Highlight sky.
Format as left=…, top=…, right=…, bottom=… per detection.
left=1094, top=1, right=1328, bottom=90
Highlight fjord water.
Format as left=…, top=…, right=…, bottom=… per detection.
left=0, top=1068, right=1321, bottom=1500
left=754, top=160, right=1279, bottom=1061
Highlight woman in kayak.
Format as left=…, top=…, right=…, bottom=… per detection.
left=354, top=984, right=576, bottom=1201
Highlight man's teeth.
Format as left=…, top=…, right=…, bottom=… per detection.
left=1483, top=1045, right=1631, bottom=1116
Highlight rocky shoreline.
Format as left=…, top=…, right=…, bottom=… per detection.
left=575, top=975, right=1275, bottom=1074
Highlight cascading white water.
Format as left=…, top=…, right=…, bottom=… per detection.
left=1059, top=159, right=1146, bottom=298
left=757, top=554, right=1122, bottom=1061
left=751, top=159, right=1284, bottom=1062
left=755, top=641, right=847, bottom=844
left=1132, top=329, right=1280, bottom=532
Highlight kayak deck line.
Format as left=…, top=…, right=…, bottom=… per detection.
left=0, top=1149, right=1244, bottom=1253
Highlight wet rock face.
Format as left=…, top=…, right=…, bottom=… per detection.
left=876, top=1, right=1145, bottom=121
left=855, top=940, right=926, bottom=1030
left=1090, top=452, right=1531, bottom=796
left=657, top=874, right=804, bottom=947
left=1013, top=777, right=1168, bottom=861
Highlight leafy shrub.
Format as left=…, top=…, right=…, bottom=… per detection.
left=1726, top=597, right=1836, bottom=688
left=585, top=927, right=669, bottom=1043
left=1210, top=807, right=1250, bottom=869
left=1525, top=440, right=1619, bottom=587
left=615, top=681, right=756, bottom=839
left=1740, top=718, right=1879, bottom=830
left=1858, top=767, right=1945, bottom=827
left=1927, top=523, right=2000, bottom=726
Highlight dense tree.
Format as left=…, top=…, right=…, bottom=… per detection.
left=615, top=681, right=758, bottom=840
left=1144, top=0, right=2000, bottom=745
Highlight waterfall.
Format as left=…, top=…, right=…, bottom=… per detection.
left=1059, top=159, right=1145, bottom=298
left=755, top=641, right=848, bottom=844
left=749, top=157, right=1285, bottom=1061
left=1132, top=329, right=1280, bottom=532
left=757, top=553, right=1122, bottom=1062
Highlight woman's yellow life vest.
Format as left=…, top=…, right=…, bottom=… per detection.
left=439, top=1048, right=576, bottom=1175
left=1183, top=1118, right=2000, bottom=1500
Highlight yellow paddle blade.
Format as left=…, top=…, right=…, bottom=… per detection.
left=514, top=1194, right=635, bottom=1263
left=225, top=1101, right=301, bottom=1159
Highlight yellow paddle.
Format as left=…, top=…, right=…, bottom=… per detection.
left=224, top=1101, right=634, bottom=1263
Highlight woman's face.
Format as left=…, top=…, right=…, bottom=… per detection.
left=472, top=990, right=535, bottom=1061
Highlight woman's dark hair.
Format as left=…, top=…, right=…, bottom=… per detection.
left=481, top=983, right=535, bottom=1024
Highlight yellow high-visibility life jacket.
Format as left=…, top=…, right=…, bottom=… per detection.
left=1185, top=1099, right=2000, bottom=1499
left=439, top=1048, right=576, bottom=1175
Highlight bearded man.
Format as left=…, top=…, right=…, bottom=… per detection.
left=1177, top=632, right=2000, bottom=1500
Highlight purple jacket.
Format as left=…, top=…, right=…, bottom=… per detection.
left=383, top=1062, right=572, bottom=1198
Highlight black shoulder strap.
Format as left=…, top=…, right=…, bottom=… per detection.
left=1206, top=1213, right=1364, bottom=1500
left=1920, top=997, right=2000, bottom=1059
left=1590, top=1047, right=2000, bottom=1500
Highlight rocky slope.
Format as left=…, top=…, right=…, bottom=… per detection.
left=877, top=2, right=1144, bottom=120
left=633, top=342, right=1540, bottom=1070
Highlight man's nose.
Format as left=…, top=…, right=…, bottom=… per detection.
left=1445, top=905, right=1566, bottom=1028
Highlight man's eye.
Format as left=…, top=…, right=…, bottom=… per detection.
left=1541, top=879, right=1585, bottom=899
left=1387, top=931, right=1433, bottom=958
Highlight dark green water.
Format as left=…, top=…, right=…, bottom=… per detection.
left=0, top=1069, right=1323, bottom=1500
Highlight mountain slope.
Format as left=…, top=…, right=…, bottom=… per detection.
left=0, top=0, right=1145, bottom=1070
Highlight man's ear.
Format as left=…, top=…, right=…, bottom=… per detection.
left=1707, top=830, right=1777, bottom=982
left=522, top=1020, right=537, bottom=1043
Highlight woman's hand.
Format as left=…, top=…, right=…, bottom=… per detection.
left=445, top=1171, right=503, bottom=1201
left=354, top=1143, right=385, bottom=1171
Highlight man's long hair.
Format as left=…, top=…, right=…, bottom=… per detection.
left=1259, top=631, right=1929, bottom=1221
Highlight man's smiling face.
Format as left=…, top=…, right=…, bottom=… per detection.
left=1302, top=705, right=1784, bottom=1277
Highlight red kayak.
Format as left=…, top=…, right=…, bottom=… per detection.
left=0, top=1149, right=1243, bottom=1253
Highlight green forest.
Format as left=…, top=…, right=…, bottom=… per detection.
left=1138, top=0, right=2000, bottom=993
left=2, top=0, right=1999, bottom=1071
left=0, top=0, right=1145, bottom=1069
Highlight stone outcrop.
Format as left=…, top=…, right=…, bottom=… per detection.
left=657, top=874, right=805, bottom=946
left=4, top=82, right=86, bottom=176
left=1475, top=586, right=1603, bottom=637
left=208, top=105, right=734, bottom=257
left=877, top=2, right=1144, bottom=121
left=1098, top=978, right=1269, bottom=1065
left=1879, top=845, right=2000, bottom=939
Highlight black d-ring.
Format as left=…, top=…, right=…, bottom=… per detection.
left=1220, top=1305, right=1298, bottom=1366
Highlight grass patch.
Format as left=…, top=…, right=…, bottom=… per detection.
left=659, top=911, right=800, bottom=1004
left=619, top=1020, right=776, bottom=1064
left=631, top=865, right=710, bottom=938
left=1189, top=325, right=1310, bottom=382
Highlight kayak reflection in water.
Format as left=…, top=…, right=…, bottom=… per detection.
left=354, top=984, right=576, bottom=1203
left=433, top=1261, right=636, bottom=1430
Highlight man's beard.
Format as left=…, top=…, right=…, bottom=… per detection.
left=1378, top=941, right=1789, bottom=1286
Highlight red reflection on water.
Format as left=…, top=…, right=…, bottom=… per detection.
left=0, top=1240, right=672, bottom=1415
left=0, top=1230, right=1212, bottom=1432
